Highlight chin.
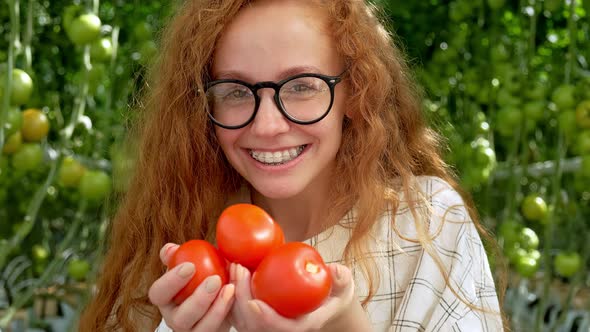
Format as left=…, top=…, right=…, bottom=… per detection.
left=251, top=180, right=304, bottom=200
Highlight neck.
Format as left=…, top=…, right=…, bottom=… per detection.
left=250, top=178, right=334, bottom=242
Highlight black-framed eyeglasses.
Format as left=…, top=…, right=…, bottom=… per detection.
left=204, top=72, right=344, bottom=129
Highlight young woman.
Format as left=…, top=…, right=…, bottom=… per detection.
left=79, top=1, right=505, bottom=331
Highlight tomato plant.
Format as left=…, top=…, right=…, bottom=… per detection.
left=216, top=203, right=285, bottom=271
left=21, top=109, right=50, bottom=142
left=251, top=242, right=332, bottom=318
left=167, top=240, right=228, bottom=304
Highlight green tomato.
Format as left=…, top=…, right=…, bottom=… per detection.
left=495, top=106, right=523, bottom=137
left=554, top=252, right=582, bottom=278
left=67, top=14, right=102, bottom=45
left=573, top=130, right=590, bottom=156
left=498, top=220, right=523, bottom=247
left=581, top=155, right=590, bottom=178
left=525, top=81, right=548, bottom=100
left=518, top=227, right=539, bottom=250
left=67, top=258, right=91, bottom=281
left=515, top=255, right=540, bottom=278
left=558, top=110, right=577, bottom=136
left=521, top=194, right=548, bottom=222
left=487, top=0, right=506, bottom=10
left=544, top=0, right=563, bottom=12
left=11, top=143, right=43, bottom=171
left=523, top=101, right=546, bottom=122
left=79, top=170, right=111, bottom=202
left=133, top=21, right=153, bottom=41
left=1, top=69, right=34, bottom=106
left=62, top=5, right=82, bottom=32
left=59, top=156, right=86, bottom=187
left=138, top=40, right=158, bottom=65
left=31, top=244, right=49, bottom=263
left=90, top=38, right=113, bottom=63
left=2, top=131, right=22, bottom=155
left=576, top=100, right=590, bottom=129
left=3, top=107, right=22, bottom=136
left=552, top=84, right=577, bottom=110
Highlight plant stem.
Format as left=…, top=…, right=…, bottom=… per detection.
left=0, top=0, right=18, bottom=157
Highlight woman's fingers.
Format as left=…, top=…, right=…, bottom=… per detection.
left=164, top=275, right=223, bottom=330
left=148, top=262, right=195, bottom=307
left=229, top=263, right=255, bottom=330
left=193, top=284, right=236, bottom=332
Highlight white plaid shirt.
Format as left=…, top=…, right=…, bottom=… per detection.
left=157, top=176, right=502, bottom=331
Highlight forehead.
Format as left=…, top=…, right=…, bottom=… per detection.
left=211, top=1, right=342, bottom=81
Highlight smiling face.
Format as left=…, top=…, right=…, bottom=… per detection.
left=211, top=0, right=347, bottom=200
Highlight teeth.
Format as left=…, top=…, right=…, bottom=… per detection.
left=250, top=145, right=306, bottom=165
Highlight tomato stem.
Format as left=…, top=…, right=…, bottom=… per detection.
left=305, top=262, right=319, bottom=274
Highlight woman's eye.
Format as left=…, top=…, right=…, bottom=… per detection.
left=225, top=89, right=250, bottom=99
left=292, top=84, right=313, bottom=92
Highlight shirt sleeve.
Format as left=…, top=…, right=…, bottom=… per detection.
left=156, top=319, right=172, bottom=332
left=390, top=177, right=503, bottom=332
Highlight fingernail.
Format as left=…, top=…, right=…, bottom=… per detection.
left=176, top=263, right=195, bottom=278
left=230, top=263, right=236, bottom=280
left=205, top=275, right=222, bottom=293
left=248, top=300, right=262, bottom=315
left=222, top=284, right=235, bottom=302
left=164, top=244, right=179, bottom=257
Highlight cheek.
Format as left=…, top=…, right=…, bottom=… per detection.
left=214, top=128, right=241, bottom=155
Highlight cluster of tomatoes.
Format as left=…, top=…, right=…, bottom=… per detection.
left=168, top=203, right=332, bottom=318
left=499, top=193, right=583, bottom=279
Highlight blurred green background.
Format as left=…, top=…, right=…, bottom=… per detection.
left=0, top=0, right=589, bottom=331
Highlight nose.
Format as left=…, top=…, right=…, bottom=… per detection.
left=250, top=88, right=290, bottom=136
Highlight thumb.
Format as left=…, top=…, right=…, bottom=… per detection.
left=327, top=263, right=354, bottom=297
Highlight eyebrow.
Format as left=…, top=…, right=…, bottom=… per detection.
left=213, top=65, right=323, bottom=82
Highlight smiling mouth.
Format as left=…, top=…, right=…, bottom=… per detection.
left=249, top=145, right=307, bottom=165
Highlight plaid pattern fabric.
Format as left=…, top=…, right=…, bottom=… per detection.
left=304, top=176, right=502, bottom=331
left=157, top=176, right=502, bottom=331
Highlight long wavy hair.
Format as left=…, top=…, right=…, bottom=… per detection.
left=79, top=1, right=506, bottom=331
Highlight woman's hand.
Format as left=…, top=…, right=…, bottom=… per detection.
left=148, top=243, right=236, bottom=332
left=229, top=262, right=369, bottom=332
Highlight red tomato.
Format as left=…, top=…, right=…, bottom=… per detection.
left=167, top=240, right=228, bottom=304
left=251, top=242, right=332, bottom=318
left=216, top=204, right=284, bottom=271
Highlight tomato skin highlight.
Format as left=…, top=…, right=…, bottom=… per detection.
left=167, top=240, right=228, bottom=304
left=251, top=242, right=332, bottom=318
left=216, top=203, right=285, bottom=271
